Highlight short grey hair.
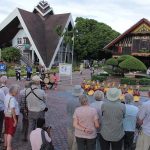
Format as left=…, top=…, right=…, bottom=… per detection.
left=93, top=91, right=104, bottom=101
left=9, top=84, right=20, bottom=95
left=79, top=94, right=88, bottom=105
left=124, top=93, right=133, bottom=104
left=0, top=76, right=7, bottom=83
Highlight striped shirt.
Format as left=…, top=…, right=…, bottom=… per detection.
left=100, top=101, right=125, bottom=141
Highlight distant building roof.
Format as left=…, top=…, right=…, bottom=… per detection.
left=104, top=18, right=150, bottom=50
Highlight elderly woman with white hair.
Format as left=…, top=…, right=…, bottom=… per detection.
left=123, top=93, right=139, bottom=150
left=3, top=84, right=20, bottom=150
left=90, top=90, right=104, bottom=150
left=73, top=94, right=99, bottom=150
left=0, top=76, right=9, bottom=95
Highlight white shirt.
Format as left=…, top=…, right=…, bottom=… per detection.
left=30, top=128, right=51, bottom=150
left=4, top=94, right=20, bottom=115
left=0, top=84, right=9, bottom=95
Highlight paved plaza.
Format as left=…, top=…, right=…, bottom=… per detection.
left=0, top=70, right=91, bottom=150
left=0, top=70, right=149, bottom=150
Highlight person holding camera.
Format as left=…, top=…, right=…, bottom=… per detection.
left=24, top=75, right=48, bottom=135
left=30, top=118, right=53, bottom=150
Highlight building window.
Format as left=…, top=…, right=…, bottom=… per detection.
left=17, top=38, right=22, bottom=44
left=23, top=37, right=30, bottom=44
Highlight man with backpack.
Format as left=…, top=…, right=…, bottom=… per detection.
left=30, top=118, right=54, bottom=150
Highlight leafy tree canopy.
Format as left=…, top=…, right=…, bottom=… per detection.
left=2, top=47, right=21, bottom=63
left=74, top=17, right=120, bottom=61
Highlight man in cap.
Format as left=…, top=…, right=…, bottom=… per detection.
left=25, top=75, right=48, bottom=134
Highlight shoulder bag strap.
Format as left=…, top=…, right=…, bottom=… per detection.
left=7, top=97, right=12, bottom=112
left=30, top=87, right=43, bottom=101
left=41, top=129, right=46, bottom=144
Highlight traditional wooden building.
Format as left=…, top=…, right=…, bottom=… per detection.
left=0, top=1, right=74, bottom=68
left=104, top=18, right=150, bottom=66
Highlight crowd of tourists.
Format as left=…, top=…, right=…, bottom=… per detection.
left=68, top=85, right=150, bottom=150
left=0, top=71, right=150, bottom=150
left=0, top=75, right=54, bottom=150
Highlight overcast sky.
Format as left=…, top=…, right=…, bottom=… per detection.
left=1, top=0, right=150, bottom=33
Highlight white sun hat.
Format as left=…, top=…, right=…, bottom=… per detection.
left=106, top=87, right=122, bottom=102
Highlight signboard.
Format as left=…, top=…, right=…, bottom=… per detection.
left=59, top=63, right=72, bottom=76
left=0, top=63, right=6, bottom=71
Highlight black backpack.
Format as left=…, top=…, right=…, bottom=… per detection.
left=40, top=130, right=54, bottom=150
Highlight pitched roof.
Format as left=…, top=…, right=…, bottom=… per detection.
left=0, top=7, right=71, bottom=67
left=18, top=8, right=70, bottom=67
left=104, top=18, right=150, bottom=49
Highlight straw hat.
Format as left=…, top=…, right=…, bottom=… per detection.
left=32, top=75, right=42, bottom=82
left=106, top=88, right=122, bottom=101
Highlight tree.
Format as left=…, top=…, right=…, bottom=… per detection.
left=1, top=47, right=21, bottom=63
left=74, top=17, right=120, bottom=61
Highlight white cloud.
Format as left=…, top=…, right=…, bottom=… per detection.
left=1, top=0, right=150, bottom=33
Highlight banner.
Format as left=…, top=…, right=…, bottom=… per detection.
left=59, top=63, right=72, bottom=76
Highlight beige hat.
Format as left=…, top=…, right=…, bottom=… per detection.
left=106, top=88, right=122, bottom=101
left=72, top=85, right=84, bottom=97
left=32, top=75, right=42, bottom=82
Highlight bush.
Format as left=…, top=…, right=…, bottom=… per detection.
left=91, top=75, right=107, bottom=82
left=119, top=57, right=147, bottom=71
left=2, top=47, right=21, bottom=63
left=120, top=78, right=137, bottom=85
left=139, top=78, right=150, bottom=85
left=106, top=58, right=118, bottom=66
left=117, top=55, right=133, bottom=63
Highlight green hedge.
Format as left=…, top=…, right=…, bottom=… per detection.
left=139, top=78, right=150, bottom=85
left=91, top=75, right=107, bottom=82
left=120, top=78, right=137, bottom=85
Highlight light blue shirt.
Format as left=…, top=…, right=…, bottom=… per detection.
left=138, top=100, right=150, bottom=136
left=123, top=104, right=139, bottom=132
left=0, top=89, right=5, bottom=111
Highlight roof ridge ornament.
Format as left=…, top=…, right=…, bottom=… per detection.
left=34, top=0, right=54, bottom=17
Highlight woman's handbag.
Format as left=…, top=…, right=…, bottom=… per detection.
left=40, top=130, right=54, bottom=150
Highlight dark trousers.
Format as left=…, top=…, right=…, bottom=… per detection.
left=0, top=110, right=4, bottom=138
left=99, top=134, right=123, bottom=150
left=124, top=131, right=134, bottom=150
left=16, top=72, right=21, bottom=80
left=27, top=72, right=32, bottom=80
left=22, top=116, right=29, bottom=140
left=76, top=137, right=96, bottom=150
left=49, top=82, right=54, bottom=89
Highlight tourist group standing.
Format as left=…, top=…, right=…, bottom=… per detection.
left=0, top=75, right=54, bottom=150
left=70, top=87, right=150, bottom=150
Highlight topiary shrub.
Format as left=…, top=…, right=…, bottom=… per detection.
left=120, top=78, right=137, bottom=85
left=91, top=75, right=107, bottom=82
left=106, top=58, right=118, bottom=67
left=117, top=55, right=133, bottom=63
left=119, top=57, right=147, bottom=72
left=139, top=78, right=150, bottom=85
